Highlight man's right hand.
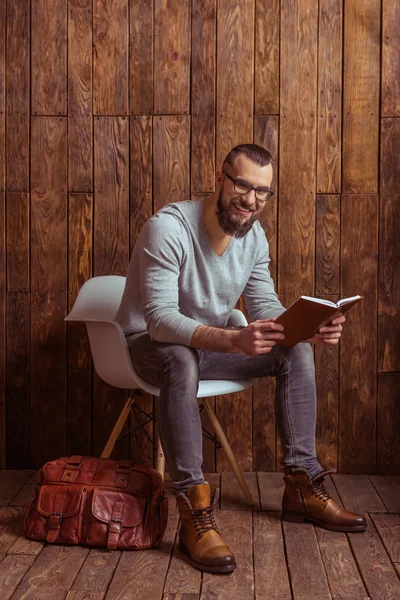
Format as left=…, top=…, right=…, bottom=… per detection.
left=232, top=318, right=285, bottom=355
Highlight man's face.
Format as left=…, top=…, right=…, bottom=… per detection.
left=215, top=154, right=273, bottom=238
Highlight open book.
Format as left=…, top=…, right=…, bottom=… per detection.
left=274, top=295, right=363, bottom=347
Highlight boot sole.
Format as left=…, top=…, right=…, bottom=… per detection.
left=282, top=510, right=367, bottom=532
left=178, top=539, right=237, bottom=573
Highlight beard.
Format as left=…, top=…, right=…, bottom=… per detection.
left=215, top=187, right=259, bottom=238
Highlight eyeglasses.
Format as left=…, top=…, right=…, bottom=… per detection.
left=222, top=170, right=274, bottom=202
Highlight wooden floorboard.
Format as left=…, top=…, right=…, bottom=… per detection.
left=0, top=471, right=399, bottom=600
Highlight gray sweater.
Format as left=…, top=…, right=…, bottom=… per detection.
left=115, top=198, right=286, bottom=346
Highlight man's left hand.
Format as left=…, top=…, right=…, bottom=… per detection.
left=306, top=315, right=346, bottom=346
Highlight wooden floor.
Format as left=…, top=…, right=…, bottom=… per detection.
left=0, top=470, right=399, bottom=599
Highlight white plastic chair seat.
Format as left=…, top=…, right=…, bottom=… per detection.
left=65, top=275, right=256, bottom=395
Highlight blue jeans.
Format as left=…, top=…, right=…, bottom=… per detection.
left=127, top=332, right=324, bottom=493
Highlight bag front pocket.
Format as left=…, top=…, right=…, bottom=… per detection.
left=87, top=488, right=147, bottom=550
left=25, top=484, right=85, bottom=544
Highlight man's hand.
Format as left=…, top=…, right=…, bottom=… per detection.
left=233, top=318, right=285, bottom=355
left=306, top=315, right=346, bottom=346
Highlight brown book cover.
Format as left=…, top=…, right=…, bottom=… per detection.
left=274, top=295, right=363, bottom=347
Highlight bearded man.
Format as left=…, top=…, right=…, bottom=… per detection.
left=116, top=144, right=366, bottom=574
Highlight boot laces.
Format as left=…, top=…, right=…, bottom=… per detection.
left=189, top=506, right=220, bottom=536
left=308, top=478, right=331, bottom=502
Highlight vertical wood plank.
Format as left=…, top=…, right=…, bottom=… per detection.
left=6, top=292, right=31, bottom=468
left=68, top=0, right=93, bottom=192
left=154, top=0, right=191, bottom=115
left=278, top=0, right=318, bottom=306
left=255, top=0, right=279, bottom=115
left=191, top=0, right=216, bottom=194
left=31, top=117, right=68, bottom=467
left=0, top=191, right=5, bottom=466
left=6, top=0, right=30, bottom=192
left=216, top=389, right=252, bottom=472
left=153, top=115, right=190, bottom=212
left=68, top=193, right=93, bottom=370
left=31, top=0, right=67, bottom=115
left=377, top=373, right=400, bottom=476
left=93, top=116, right=129, bottom=459
left=253, top=115, right=279, bottom=280
left=6, top=193, right=29, bottom=292
left=342, top=0, right=380, bottom=193
left=315, top=295, right=339, bottom=470
left=316, top=0, right=342, bottom=194
left=340, top=194, right=378, bottom=473
left=381, top=1, right=400, bottom=117
left=130, top=116, right=152, bottom=251
left=129, top=0, right=153, bottom=115
left=316, top=195, right=340, bottom=295
left=0, top=1, right=5, bottom=193
left=93, top=0, right=128, bottom=115
left=378, top=119, right=400, bottom=372
left=68, top=369, right=92, bottom=456
left=216, top=0, right=254, bottom=169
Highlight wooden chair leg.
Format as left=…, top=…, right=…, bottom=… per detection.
left=101, top=396, right=135, bottom=459
left=201, top=398, right=255, bottom=506
left=155, top=437, right=165, bottom=480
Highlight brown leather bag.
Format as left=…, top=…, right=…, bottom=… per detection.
left=24, top=455, right=168, bottom=550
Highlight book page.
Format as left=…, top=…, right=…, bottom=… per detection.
left=300, top=296, right=337, bottom=307
left=337, top=295, right=362, bottom=307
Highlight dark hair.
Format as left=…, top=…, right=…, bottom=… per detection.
left=222, top=143, right=274, bottom=170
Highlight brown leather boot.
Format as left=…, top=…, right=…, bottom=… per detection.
left=175, top=482, right=236, bottom=573
left=282, top=467, right=367, bottom=532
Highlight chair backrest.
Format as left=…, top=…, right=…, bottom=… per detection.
left=65, top=275, right=126, bottom=322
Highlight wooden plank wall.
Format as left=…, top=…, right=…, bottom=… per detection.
left=0, top=0, right=399, bottom=474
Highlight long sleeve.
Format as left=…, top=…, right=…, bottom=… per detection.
left=140, top=214, right=203, bottom=345
left=242, top=233, right=286, bottom=321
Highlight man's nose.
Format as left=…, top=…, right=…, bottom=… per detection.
left=241, top=189, right=257, bottom=206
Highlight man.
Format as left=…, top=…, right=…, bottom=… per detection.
left=116, top=144, right=366, bottom=574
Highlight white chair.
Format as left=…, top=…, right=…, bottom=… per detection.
left=65, top=275, right=256, bottom=505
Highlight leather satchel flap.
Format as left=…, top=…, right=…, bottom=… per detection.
left=37, top=485, right=84, bottom=517
left=92, top=489, right=146, bottom=527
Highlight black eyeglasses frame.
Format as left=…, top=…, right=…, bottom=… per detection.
left=222, top=170, right=274, bottom=203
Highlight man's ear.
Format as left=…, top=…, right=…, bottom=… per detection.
left=215, top=170, right=224, bottom=188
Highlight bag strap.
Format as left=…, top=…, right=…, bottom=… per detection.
left=61, top=455, right=84, bottom=483
left=107, top=501, right=124, bottom=550
left=47, top=492, right=66, bottom=543
left=115, top=463, right=132, bottom=489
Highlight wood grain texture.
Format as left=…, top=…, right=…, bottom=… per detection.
left=191, top=0, right=216, bottom=193
left=6, top=0, right=29, bottom=192
left=129, top=0, right=153, bottom=115
left=342, top=0, right=380, bottom=193
left=340, top=194, right=378, bottom=473
left=93, top=0, right=128, bottom=115
left=130, top=116, right=152, bottom=251
left=6, top=292, right=30, bottom=468
left=0, top=2, right=5, bottom=193
left=216, top=0, right=254, bottom=170
left=6, top=193, right=29, bottom=292
left=382, top=1, right=400, bottom=117
left=68, top=0, right=93, bottom=192
left=68, top=193, right=93, bottom=370
left=154, top=0, right=190, bottom=115
left=216, top=389, right=252, bottom=472
left=255, top=0, right=279, bottom=115
left=315, top=295, right=339, bottom=470
left=377, top=373, right=400, bottom=476
left=30, top=117, right=67, bottom=468
left=31, top=0, right=67, bottom=115
left=153, top=115, right=190, bottom=211
left=278, top=0, right=318, bottom=306
left=68, top=369, right=92, bottom=457
left=316, top=195, right=340, bottom=295
left=0, top=192, right=5, bottom=467
left=93, top=117, right=129, bottom=276
left=316, top=0, right=342, bottom=194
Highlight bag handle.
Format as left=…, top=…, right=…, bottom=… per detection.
left=61, top=455, right=84, bottom=482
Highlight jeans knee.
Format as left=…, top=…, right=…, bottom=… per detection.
left=159, top=344, right=200, bottom=382
left=288, top=342, right=315, bottom=374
